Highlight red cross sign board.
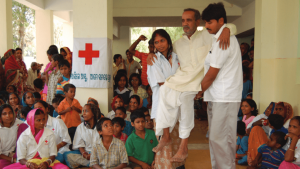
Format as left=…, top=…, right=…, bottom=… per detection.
left=79, top=43, right=100, bottom=65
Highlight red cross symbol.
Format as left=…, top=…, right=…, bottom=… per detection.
left=79, top=43, right=100, bottom=65
left=45, top=140, right=48, bottom=143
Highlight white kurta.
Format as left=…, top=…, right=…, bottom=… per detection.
left=72, top=123, right=97, bottom=152
left=17, top=127, right=57, bottom=161
left=0, top=119, right=23, bottom=156
left=46, top=115, right=71, bottom=154
left=147, top=52, right=179, bottom=119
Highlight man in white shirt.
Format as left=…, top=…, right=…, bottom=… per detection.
left=27, top=62, right=38, bottom=88
left=195, top=3, right=242, bottom=169
left=149, top=8, right=236, bottom=163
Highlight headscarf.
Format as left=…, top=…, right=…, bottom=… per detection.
left=0, top=104, right=16, bottom=127
left=277, top=102, right=294, bottom=123
left=61, top=47, right=72, bottom=66
left=22, top=91, right=35, bottom=108
left=1, top=49, right=14, bottom=64
left=26, top=109, right=44, bottom=144
left=4, top=54, right=21, bottom=77
left=111, top=95, right=124, bottom=111
left=263, top=102, right=275, bottom=115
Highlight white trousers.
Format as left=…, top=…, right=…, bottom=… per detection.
left=207, top=102, right=240, bottom=169
left=155, top=85, right=197, bottom=139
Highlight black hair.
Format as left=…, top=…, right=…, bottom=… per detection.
left=237, top=121, right=246, bottom=136
left=272, top=131, right=288, bottom=148
left=84, top=104, right=100, bottom=126
left=59, top=59, right=71, bottom=68
left=52, top=96, right=64, bottom=104
left=35, top=100, right=49, bottom=110
left=148, top=38, right=154, bottom=45
left=96, top=117, right=111, bottom=132
left=115, top=106, right=126, bottom=115
left=241, top=99, right=258, bottom=116
left=268, top=114, right=284, bottom=130
left=130, top=109, right=146, bottom=123
left=33, top=79, right=43, bottom=89
left=21, top=106, right=32, bottom=119
left=129, top=95, right=140, bottom=106
left=116, top=69, right=127, bottom=77
left=0, top=104, right=14, bottom=117
left=15, top=48, right=22, bottom=52
left=63, top=84, right=76, bottom=92
left=249, top=46, right=254, bottom=52
left=60, top=48, right=66, bottom=53
left=129, top=73, right=142, bottom=86
left=88, top=98, right=99, bottom=107
left=113, top=54, right=122, bottom=63
left=184, top=8, right=201, bottom=21
left=8, top=93, right=20, bottom=105
left=251, top=38, right=254, bottom=42
left=7, top=85, right=17, bottom=93
left=151, top=29, right=173, bottom=60
left=139, top=107, right=149, bottom=114
left=247, top=92, right=253, bottom=98
left=52, top=54, right=64, bottom=63
left=291, top=116, right=300, bottom=126
left=23, top=92, right=34, bottom=104
left=112, top=117, right=126, bottom=128
left=202, top=2, right=227, bottom=23
left=47, top=47, right=59, bottom=56
left=241, top=43, right=250, bottom=53
left=242, top=66, right=250, bottom=80
left=114, top=73, right=128, bottom=90
left=49, top=45, right=58, bottom=50
left=125, top=49, right=129, bottom=54
left=146, top=84, right=151, bottom=91
left=33, top=92, right=41, bottom=99
left=35, top=109, right=44, bottom=116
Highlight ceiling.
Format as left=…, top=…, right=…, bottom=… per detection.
left=224, top=0, right=254, bottom=8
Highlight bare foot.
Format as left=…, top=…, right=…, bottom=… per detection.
left=152, top=136, right=172, bottom=153
left=170, top=146, right=188, bottom=163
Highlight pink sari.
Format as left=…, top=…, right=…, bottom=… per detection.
left=4, top=109, right=68, bottom=169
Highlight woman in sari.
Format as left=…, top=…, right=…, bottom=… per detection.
left=4, top=109, right=68, bottom=169
left=8, top=93, right=23, bottom=120
left=60, top=47, right=72, bottom=67
left=15, top=48, right=28, bottom=88
left=1, top=49, right=14, bottom=65
left=4, top=50, right=25, bottom=98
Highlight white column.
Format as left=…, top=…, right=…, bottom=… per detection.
left=73, top=0, right=113, bottom=114
left=113, top=26, right=131, bottom=60
left=35, top=10, right=53, bottom=70
left=0, top=0, right=13, bottom=55
left=62, top=22, right=74, bottom=51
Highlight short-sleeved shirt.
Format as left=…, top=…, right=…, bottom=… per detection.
left=242, top=115, right=256, bottom=129
left=57, top=98, right=82, bottom=128
left=236, top=136, right=249, bottom=154
left=114, top=133, right=128, bottom=144
left=283, top=138, right=300, bottom=166
left=56, top=76, right=70, bottom=95
left=46, top=70, right=62, bottom=104
left=123, top=120, right=134, bottom=136
left=125, top=129, right=158, bottom=165
left=134, top=51, right=149, bottom=86
left=124, top=59, right=141, bottom=79
left=242, top=80, right=252, bottom=99
left=89, top=137, right=128, bottom=168
left=258, top=144, right=286, bottom=169
left=128, top=86, right=148, bottom=100
left=270, top=127, right=288, bottom=135
left=204, top=24, right=243, bottom=102
left=72, top=123, right=96, bottom=152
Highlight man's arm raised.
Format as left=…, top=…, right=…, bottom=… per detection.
left=129, top=35, right=147, bottom=56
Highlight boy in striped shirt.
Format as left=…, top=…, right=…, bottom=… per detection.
left=249, top=131, right=287, bottom=169
left=56, top=59, right=71, bottom=96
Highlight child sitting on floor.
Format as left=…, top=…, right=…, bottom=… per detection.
left=143, top=84, right=152, bottom=109
left=114, top=73, right=131, bottom=108
left=268, top=114, right=288, bottom=135
left=140, top=107, right=153, bottom=130
left=236, top=121, right=248, bottom=165
left=125, top=109, right=158, bottom=169
left=248, top=131, right=287, bottom=169
left=107, top=95, right=131, bottom=121
left=112, top=117, right=128, bottom=144
left=52, top=96, right=64, bottom=118
left=90, top=118, right=128, bottom=169
left=20, top=106, right=32, bottom=122
left=241, top=99, right=258, bottom=129
left=115, top=106, right=134, bottom=136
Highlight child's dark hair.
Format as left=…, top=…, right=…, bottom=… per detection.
left=0, top=104, right=14, bottom=116
left=130, top=109, right=146, bottom=122
left=96, top=117, right=111, bottom=132
left=8, top=93, right=20, bottom=105
left=33, top=92, right=41, bottom=99
left=47, top=47, right=59, bottom=56
left=7, top=85, right=17, bottom=93
left=21, top=106, right=32, bottom=119
left=237, top=121, right=246, bottom=136
left=112, top=117, right=125, bottom=128
left=33, top=79, right=43, bottom=89
left=113, top=54, right=122, bottom=63
left=114, top=73, right=128, bottom=89
left=148, top=38, right=154, bottom=45
left=202, top=2, right=227, bottom=23
left=35, top=100, right=49, bottom=110
left=64, top=84, right=76, bottom=93
left=52, top=95, right=64, bottom=105
left=268, top=114, right=284, bottom=130
left=125, top=49, right=130, bottom=54
left=242, top=66, right=250, bottom=80
left=291, top=116, right=300, bottom=126
left=129, top=73, right=142, bottom=86
left=52, top=54, right=64, bottom=63
left=129, top=95, right=141, bottom=106
left=115, top=106, right=126, bottom=115
left=241, top=99, right=258, bottom=116
left=116, top=69, right=127, bottom=77
left=139, top=107, right=149, bottom=114
left=59, top=59, right=71, bottom=68
left=272, top=131, right=288, bottom=148
left=151, top=29, right=173, bottom=59
left=35, top=108, right=44, bottom=115
left=146, top=84, right=151, bottom=91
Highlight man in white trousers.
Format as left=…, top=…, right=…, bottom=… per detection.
left=195, top=3, right=243, bottom=169
left=148, top=8, right=237, bottom=163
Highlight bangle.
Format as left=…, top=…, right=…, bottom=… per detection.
left=46, top=159, right=52, bottom=166
left=26, top=161, right=31, bottom=168
left=289, top=149, right=295, bottom=151
left=11, top=157, right=14, bottom=163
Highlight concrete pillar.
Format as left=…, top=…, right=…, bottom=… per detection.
left=35, top=10, right=54, bottom=69
left=253, top=0, right=300, bottom=115
left=73, top=0, right=113, bottom=115
left=62, top=22, right=74, bottom=51
left=0, top=0, right=13, bottom=55
left=113, top=26, right=131, bottom=60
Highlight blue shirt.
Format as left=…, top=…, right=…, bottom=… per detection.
left=236, top=136, right=249, bottom=154
left=142, top=98, right=148, bottom=108
left=123, top=120, right=134, bottom=136
left=242, top=80, right=252, bottom=99
left=270, top=127, right=288, bottom=135
left=52, top=110, right=59, bottom=118
left=258, top=144, right=286, bottom=169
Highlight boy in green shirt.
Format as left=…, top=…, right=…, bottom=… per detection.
left=125, top=109, right=158, bottom=169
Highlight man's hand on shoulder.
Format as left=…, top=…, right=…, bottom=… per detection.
left=147, top=53, right=157, bottom=66
left=217, top=27, right=230, bottom=50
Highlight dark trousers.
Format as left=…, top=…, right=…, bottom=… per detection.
left=68, top=127, right=77, bottom=142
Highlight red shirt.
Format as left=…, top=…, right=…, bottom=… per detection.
left=134, top=51, right=149, bottom=86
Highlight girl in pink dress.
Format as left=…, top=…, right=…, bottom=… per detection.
left=241, top=99, right=258, bottom=129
